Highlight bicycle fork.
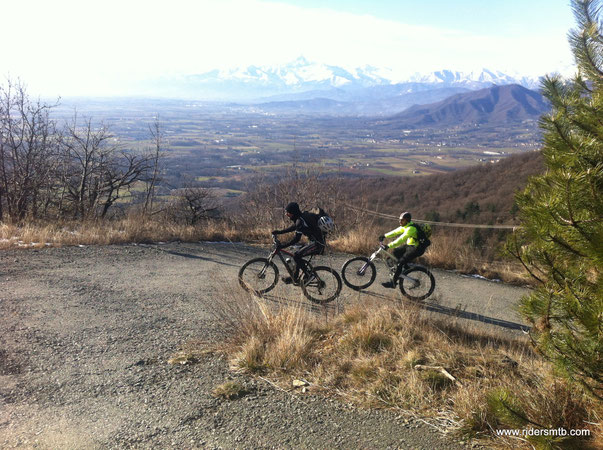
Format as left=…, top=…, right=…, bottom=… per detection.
left=356, top=251, right=379, bottom=276
left=257, top=254, right=276, bottom=279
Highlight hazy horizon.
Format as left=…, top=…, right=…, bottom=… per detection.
left=4, top=0, right=575, bottom=98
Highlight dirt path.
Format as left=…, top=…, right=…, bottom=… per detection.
left=1, top=242, right=529, bottom=448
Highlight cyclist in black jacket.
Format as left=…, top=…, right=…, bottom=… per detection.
left=271, top=202, right=325, bottom=285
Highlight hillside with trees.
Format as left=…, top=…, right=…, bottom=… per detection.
left=340, top=149, right=544, bottom=226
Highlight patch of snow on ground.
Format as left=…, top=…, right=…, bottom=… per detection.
left=460, top=273, right=502, bottom=282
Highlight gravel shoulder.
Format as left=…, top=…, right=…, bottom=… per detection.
left=1, top=242, right=529, bottom=449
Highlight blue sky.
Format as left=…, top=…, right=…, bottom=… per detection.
left=2, top=0, right=576, bottom=97
left=278, top=0, right=573, bottom=37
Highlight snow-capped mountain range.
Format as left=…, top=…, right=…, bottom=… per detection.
left=405, top=69, right=539, bottom=90
left=203, top=57, right=394, bottom=89
left=143, top=57, right=541, bottom=102
left=136, top=58, right=544, bottom=116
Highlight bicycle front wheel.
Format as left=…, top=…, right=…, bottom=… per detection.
left=399, top=266, right=435, bottom=301
left=301, top=266, right=342, bottom=304
left=238, top=258, right=279, bottom=295
left=341, top=257, right=376, bottom=291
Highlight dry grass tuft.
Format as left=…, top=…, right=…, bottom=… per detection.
left=168, top=340, right=216, bottom=365
left=330, top=223, right=376, bottom=256
left=227, top=300, right=323, bottom=374
left=213, top=296, right=600, bottom=448
left=212, top=381, right=247, bottom=400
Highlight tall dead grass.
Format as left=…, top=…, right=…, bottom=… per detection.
left=329, top=222, right=377, bottom=256
left=214, top=294, right=601, bottom=448
left=0, top=214, right=271, bottom=249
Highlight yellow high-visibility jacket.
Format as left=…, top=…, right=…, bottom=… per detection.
left=384, top=222, right=418, bottom=248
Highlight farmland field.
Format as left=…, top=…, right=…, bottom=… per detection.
left=54, top=98, right=542, bottom=196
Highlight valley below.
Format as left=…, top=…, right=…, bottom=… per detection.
left=55, top=93, right=543, bottom=198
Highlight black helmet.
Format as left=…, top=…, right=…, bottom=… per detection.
left=285, top=202, right=301, bottom=218
left=399, top=211, right=411, bottom=220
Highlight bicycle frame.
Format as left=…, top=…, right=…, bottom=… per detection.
left=266, top=237, right=315, bottom=280
left=361, top=246, right=421, bottom=285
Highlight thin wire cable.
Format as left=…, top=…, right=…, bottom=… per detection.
left=343, top=203, right=520, bottom=230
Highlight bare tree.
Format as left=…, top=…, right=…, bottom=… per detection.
left=0, top=79, right=61, bottom=222
left=169, top=181, right=220, bottom=225
left=62, top=116, right=114, bottom=219
left=99, top=151, right=153, bottom=218
left=142, top=117, right=165, bottom=215
left=239, top=165, right=357, bottom=233
left=0, top=80, right=160, bottom=223
left=62, top=115, right=152, bottom=220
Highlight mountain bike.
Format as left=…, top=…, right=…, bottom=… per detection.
left=341, top=243, right=435, bottom=300
left=238, top=236, right=342, bottom=304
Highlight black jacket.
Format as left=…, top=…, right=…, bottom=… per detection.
left=273, top=211, right=325, bottom=248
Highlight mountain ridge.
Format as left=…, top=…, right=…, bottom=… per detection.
left=380, top=84, right=549, bottom=127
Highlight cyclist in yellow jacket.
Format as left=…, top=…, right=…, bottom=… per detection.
left=379, top=211, right=424, bottom=288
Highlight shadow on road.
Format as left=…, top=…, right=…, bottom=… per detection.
left=423, top=302, right=530, bottom=332
left=359, top=290, right=530, bottom=332
left=156, top=249, right=240, bottom=268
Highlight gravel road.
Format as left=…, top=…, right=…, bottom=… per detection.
left=1, top=241, right=530, bottom=449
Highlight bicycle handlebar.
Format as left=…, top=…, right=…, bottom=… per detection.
left=272, top=234, right=281, bottom=248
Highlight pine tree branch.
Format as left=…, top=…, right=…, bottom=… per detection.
left=576, top=30, right=603, bottom=78
left=509, top=233, right=545, bottom=284
left=549, top=333, right=603, bottom=384
left=548, top=233, right=587, bottom=257
left=500, top=398, right=547, bottom=429
left=551, top=120, right=577, bottom=154
left=543, top=251, right=569, bottom=291
left=569, top=0, right=603, bottom=79
left=578, top=378, right=603, bottom=401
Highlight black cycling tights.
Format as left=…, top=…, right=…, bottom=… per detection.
left=392, top=245, right=422, bottom=280
left=293, top=242, right=323, bottom=279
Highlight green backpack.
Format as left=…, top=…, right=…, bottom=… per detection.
left=411, top=223, right=432, bottom=249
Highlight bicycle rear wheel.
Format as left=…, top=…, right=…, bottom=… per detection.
left=238, top=257, right=279, bottom=295
left=341, top=256, right=376, bottom=291
left=301, top=266, right=342, bottom=304
left=399, top=266, right=435, bottom=301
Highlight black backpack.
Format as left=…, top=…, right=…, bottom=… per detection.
left=302, top=207, right=333, bottom=238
